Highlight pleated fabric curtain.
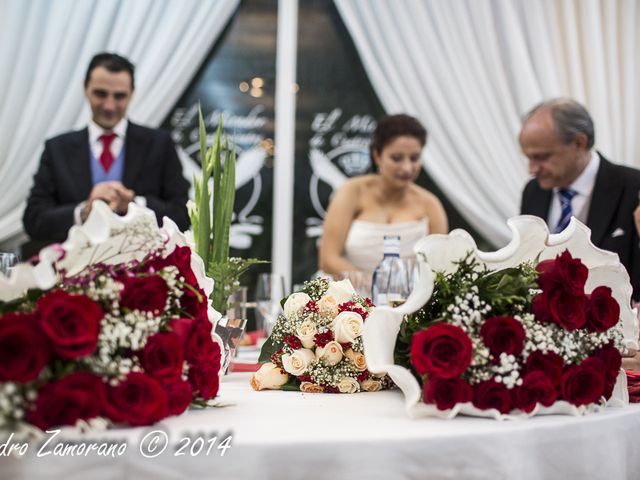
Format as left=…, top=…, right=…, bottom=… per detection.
left=334, top=0, right=639, bottom=246
left=0, top=0, right=240, bottom=243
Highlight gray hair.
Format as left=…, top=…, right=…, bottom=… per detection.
left=523, top=98, right=595, bottom=149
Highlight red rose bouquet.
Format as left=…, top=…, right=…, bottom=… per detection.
left=394, top=250, right=624, bottom=414
left=0, top=211, right=222, bottom=431
left=251, top=278, right=392, bottom=393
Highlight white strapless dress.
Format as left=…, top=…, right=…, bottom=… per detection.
left=343, top=218, right=429, bottom=275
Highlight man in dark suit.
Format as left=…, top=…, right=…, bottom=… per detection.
left=520, top=98, right=640, bottom=301
left=23, top=52, right=189, bottom=247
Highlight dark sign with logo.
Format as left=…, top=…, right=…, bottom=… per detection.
left=163, top=0, right=481, bottom=292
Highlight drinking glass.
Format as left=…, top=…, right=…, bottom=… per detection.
left=403, top=257, right=420, bottom=294
left=216, top=317, right=248, bottom=374
left=0, top=253, right=19, bottom=277
left=226, top=287, right=248, bottom=320
left=255, top=273, right=286, bottom=338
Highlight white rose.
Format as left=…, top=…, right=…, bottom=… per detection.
left=281, top=348, right=315, bottom=376
left=325, top=279, right=357, bottom=305
left=295, top=320, right=318, bottom=348
left=331, top=311, right=364, bottom=343
left=283, top=292, right=311, bottom=318
left=344, top=348, right=367, bottom=371
left=315, top=341, right=344, bottom=366
left=337, top=376, right=360, bottom=394
left=250, top=363, right=288, bottom=391
left=317, top=295, right=339, bottom=317
left=360, top=378, right=382, bottom=392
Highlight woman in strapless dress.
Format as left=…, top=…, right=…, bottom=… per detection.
left=318, top=114, right=448, bottom=277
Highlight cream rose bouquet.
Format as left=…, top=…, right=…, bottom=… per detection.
left=250, top=278, right=392, bottom=393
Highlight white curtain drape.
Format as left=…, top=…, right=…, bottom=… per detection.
left=0, top=0, right=240, bottom=243
left=334, top=0, right=640, bottom=246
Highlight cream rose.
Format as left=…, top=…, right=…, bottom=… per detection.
left=250, top=363, right=288, bottom=391
left=360, top=378, right=382, bottom=392
left=317, top=295, right=339, bottom=317
left=283, top=292, right=311, bottom=318
left=300, top=382, right=324, bottom=393
left=281, top=348, right=315, bottom=376
left=325, top=279, right=357, bottom=305
left=315, top=341, right=344, bottom=366
left=337, top=376, right=360, bottom=394
left=331, top=311, right=364, bottom=343
left=344, top=349, right=367, bottom=371
left=295, top=320, right=318, bottom=349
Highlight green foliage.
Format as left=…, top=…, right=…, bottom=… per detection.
left=258, top=334, right=278, bottom=363
left=189, top=107, right=267, bottom=313
left=0, top=289, right=46, bottom=314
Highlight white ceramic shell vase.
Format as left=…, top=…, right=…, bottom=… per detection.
left=0, top=201, right=225, bottom=366
left=363, top=215, right=638, bottom=419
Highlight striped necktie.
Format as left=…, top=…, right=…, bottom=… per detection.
left=555, top=188, right=577, bottom=233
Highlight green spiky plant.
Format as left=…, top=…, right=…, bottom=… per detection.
left=189, top=108, right=266, bottom=314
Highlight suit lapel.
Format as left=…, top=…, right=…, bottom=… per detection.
left=587, top=154, right=622, bottom=246
left=65, top=128, right=92, bottom=200
left=123, top=122, right=148, bottom=187
left=529, top=185, right=553, bottom=220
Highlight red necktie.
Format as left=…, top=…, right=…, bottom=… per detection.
left=99, top=133, right=117, bottom=172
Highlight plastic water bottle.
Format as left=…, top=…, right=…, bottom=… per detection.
left=372, top=235, right=409, bottom=306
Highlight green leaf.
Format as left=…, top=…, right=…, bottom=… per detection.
left=258, top=335, right=280, bottom=363
left=281, top=378, right=302, bottom=392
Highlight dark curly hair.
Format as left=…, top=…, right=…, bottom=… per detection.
left=370, top=114, right=427, bottom=158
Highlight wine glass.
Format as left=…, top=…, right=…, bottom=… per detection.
left=337, top=271, right=372, bottom=299
left=255, top=273, right=286, bottom=338
left=0, top=253, right=19, bottom=277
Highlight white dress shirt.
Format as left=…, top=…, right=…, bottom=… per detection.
left=74, top=118, right=146, bottom=224
left=547, top=151, right=600, bottom=230
left=88, top=117, right=127, bottom=160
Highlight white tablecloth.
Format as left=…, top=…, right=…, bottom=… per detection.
left=2, top=373, right=640, bottom=480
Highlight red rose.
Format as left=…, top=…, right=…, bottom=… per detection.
left=560, top=357, right=606, bottom=406
left=37, top=290, right=102, bottom=359
left=537, top=250, right=588, bottom=295
left=186, top=320, right=221, bottom=365
left=410, top=324, right=473, bottom=378
left=156, top=245, right=198, bottom=286
left=472, top=379, right=512, bottom=413
left=511, top=371, right=558, bottom=413
left=163, top=379, right=193, bottom=416
left=180, top=285, right=208, bottom=320
left=120, top=275, right=168, bottom=313
left=26, top=372, right=104, bottom=430
left=0, top=312, right=50, bottom=382
left=532, top=289, right=586, bottom=331
left=592, top=344, right=622, bottom=399
left=423, top=376, right=473, bottom=410
left=524, top=351, right=564, bottom=386
left=140, top=332, right=184, bottom=383
left=167, top=318, right=196, bottom=347
left=102, top=372, right=169, bottom=426
left=585, top=286, right=620, bottom=332
left=531, top=292, right=552, bottom=323
left=479, top=316, right=526, bottom=358
left=188, top=363, right=220, bottom=400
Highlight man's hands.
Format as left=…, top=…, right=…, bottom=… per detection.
left=81, top=181, right=135, bottom=221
